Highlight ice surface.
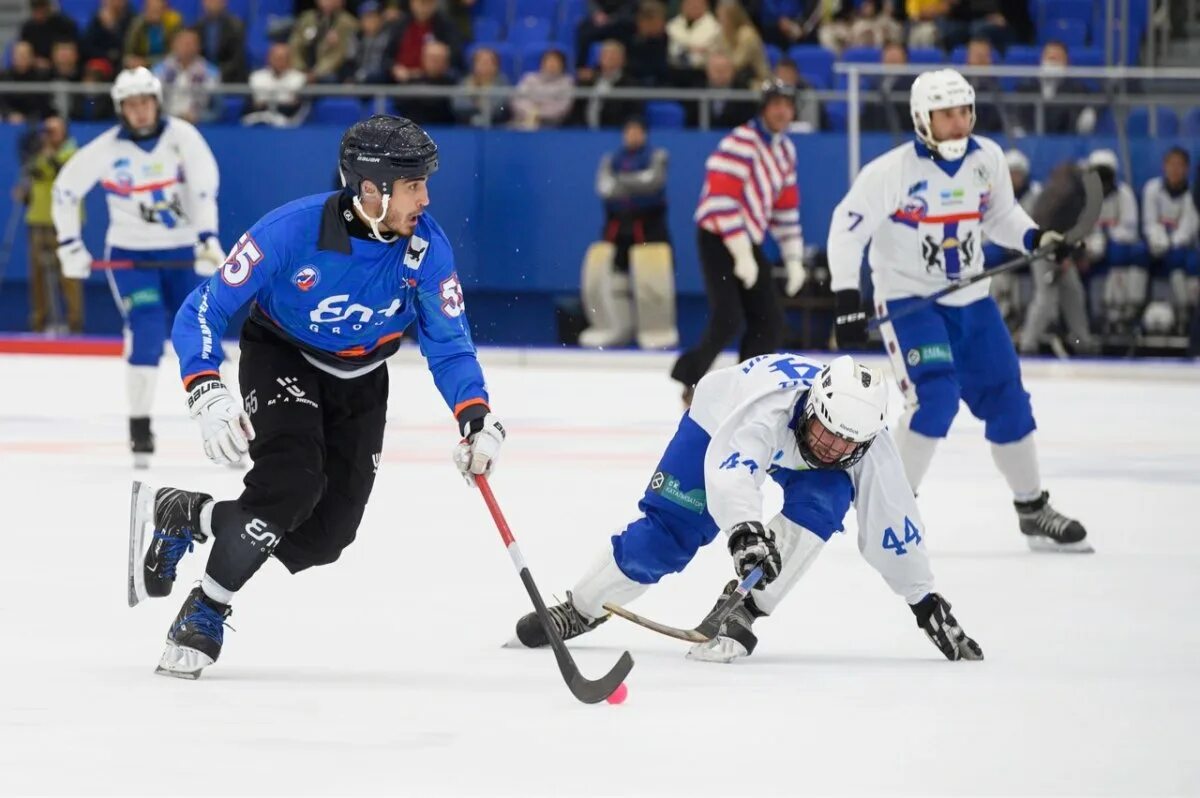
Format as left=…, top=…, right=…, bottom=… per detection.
left=1, top=349, right=1198, bottom=796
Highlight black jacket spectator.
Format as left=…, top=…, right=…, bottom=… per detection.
left=398, top=41, right=457, bottom=126
left=687, top=50, right=754, bottom=128
left=194, top=0, right=248, bottom=82
left=2, top=41, right=54, bottom=121
left=20, top=0, right=80, bottom=67
left=81, top=0, right=133, bottom=70
left=626, top=1, right=670, bottom=86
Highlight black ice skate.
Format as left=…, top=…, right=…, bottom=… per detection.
left=1015, top=491, right=1093, bottom=553
left=686, top=580, right=765, bottom=663
left=130, top=417, right=155, bottom=469
left=127, top=482, right=212, bottom=606
left=155, top=586, right=232, bottom=680
left=911, top=593, right=984, bottom=661
left=512, top=592, right=608, bottom=648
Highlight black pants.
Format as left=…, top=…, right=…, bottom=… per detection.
left=603, top=207, right=670, bottom=272
left=234, top=321, right=388, bottom=574
left=671, top=228, right=784, bottom=387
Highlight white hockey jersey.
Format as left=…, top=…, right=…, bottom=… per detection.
left=827, top=136, right=1038, bottom=306
left=1095, top=183, right=1140, bottom=245
left=51, top=117, right=219, bottom=251
left=1141, top=177, right=1198, bottom=252
left=689, top=353, right=933, bottom=602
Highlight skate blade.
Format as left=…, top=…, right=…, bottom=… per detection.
left=685, top=637, right=747, bottom=664
left=127, top=481, right=155, bottom=607
left=155, top=642, right=214, bottom=680
left=1026, top=536, right=1095, bottom=554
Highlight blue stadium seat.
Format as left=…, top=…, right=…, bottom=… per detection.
left=1126, top=106, right=1180, bottom=137
left=309, top=98, right=367, bottom=125
left=1183, top=107, right=1200, bottom=138
left=765, top=44, right=782, bottom=68
left=1001, top=45, right=1042, bottom=90
left=907, top=47, right=945, bottom=64
left=1038, top=0, right=1092, bottom=28
left=1072, top=47, right=1104, bottom=66
left=171, top=0, right=201, bottom=22
left=645, top=101, right=686, bottom=129
left=257, top=0, right=295, bottom=17
left=226, top=0, right=251, bottom=18
left=220, top=95, right=245, bottom=123
left=508, top=16, right=553, bottom=45
left=1039, top=18, right=1089, bottom=46
left=587, top=41, right=603, bottom=67
left=837, top=46, right=881, bottom=89
left=472, top=17, right=505, bottom=42
left=824, top=101, right=848, bottom=131
left=786, top=45, right=834, bottom=89
left=513, top=0, right=558, bottom=20
left=59, top=0, right=94, bottom=28
left=474, top=0, right=511, bottom=24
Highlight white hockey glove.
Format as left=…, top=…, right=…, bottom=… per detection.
left=453, top=412, right=505, bottom=485
left=1147, top=227, right=1170, bottom=257
left=187, top=378, right=255, bottom=466
left=194, top=234, right=225, bottom=277
left=57, top=239, right=92, bottom=280
left=727, top=521, right=782, bottom=587
left=911, top=593, right=984, bottom=661
left=784, top=256, right=807, bottom=296
left=1084, top=230, right=1107, bottom=261
left=725, top=233, right=759, bottom=289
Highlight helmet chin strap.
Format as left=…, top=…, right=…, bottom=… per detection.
left=352, top=193, right=398, bottom=242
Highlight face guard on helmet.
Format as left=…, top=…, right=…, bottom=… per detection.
left=796, top=356, right=889, bottom=470
left=910, top=69, right=976, bottom=162
left=110, top=67, right=163, bottom=138
left=339, top=115, right=439, bottom=242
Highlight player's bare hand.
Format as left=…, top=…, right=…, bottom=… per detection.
left=187, top=379, right=255, bottom=466
left=453, top=412, right=505, bottom=485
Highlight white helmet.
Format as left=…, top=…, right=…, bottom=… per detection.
left=1087, top=148, right=1118, bottom=171
left=110, top=66, right=163, bottom=107
left=1004, top=148, right=1030, bottom=175
left=798, top=355, right=889, bottom=470
left=910, top=69, right=976, bottom=162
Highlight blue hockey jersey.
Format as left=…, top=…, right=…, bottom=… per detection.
left=172, top=190, right=488, bottom=419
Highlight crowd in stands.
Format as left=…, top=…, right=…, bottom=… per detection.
left=0, top=0, right=1163, bottom=132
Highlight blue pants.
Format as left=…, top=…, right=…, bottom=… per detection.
left=105, top=246, right=201, bottom=366
left=1151, top=246, right=1200, bottom=278
left=611, top=413, right=853, bottom=585
left=879, top=296, right=1035, bottom=444
left=1092, top=241, right=1148, bottom=274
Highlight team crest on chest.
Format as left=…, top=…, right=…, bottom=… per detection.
left=292, top=265, right=321, bottom=292
left=404, top=234, right=429, bottom=270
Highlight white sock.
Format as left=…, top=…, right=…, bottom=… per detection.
left=201, top=573, right=235, bottom=606
left=751, top=516, right=825, bottom=616
left=571, top=547, right=649, bottom=620
left=127, top=364, right=158, bottom=418
left=893, top=417, right=940, bottom=492
left=199, top=501, right=214, bottom=539
left=990, top=434, right=1042, bottom=501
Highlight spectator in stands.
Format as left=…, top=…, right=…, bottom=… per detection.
left=153, top=28, right=220, bottom=123
left=289, top=0, right=360, bottom=83
left=81, top=0, right=132, bottom=72
left=577, top=39, right=641, bottom=128
left=1143, top=147, right=1200, bottom=334
left=194, top=0, right=247, bottom=83
left=243, top=41, right=309, bottom=127
left=512, top=48, right=575, bottom=129
left=772, top=56, right=819, bottom=132
left=666, top=0, right=720, bottom=78
left=453, top=46, right=510, bottom=127
left=76, top=57, right=116, bottom=120
left=965, top=36, right=1005, bottom=132
left=352, top=1, right=398, bottom=84
left=17, top=115, right=83, bottom=334
left=1, top=42, right=53, bottom=122
left=715, top=0, right=769, bottom=85
left=627, top=0, right=670, bottom=86
left=20, top=0, right=79, bottom=70
left=125, top=0, right=183, bottom=68
left=1013, top=40, right=1096, bottom=135
left=761, top=0, right=810, bottom=48
left=1084, top=148, right=1145, bottom=335
left=391, top=0, right=461, bottom=82
left=905, top=0, right=949, bottom=49
left=48, top=40, right=83, bottom=119
left=860, top=41, right=910, bottom=133
left=820, top=0, right=903, bottom=51
left=576, top=0, right=638, bottom=73
left=400, top=40, right=457, bottom=126
left=687, top=49, right=754, bottom=127
left=938, top=0, right=1010, bottom=53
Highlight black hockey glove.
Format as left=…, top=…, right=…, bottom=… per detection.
left=1032, top=228, right=1083, bottom=264
left=834, top=290, right=869, bottom=349
left=727, top=521, right=782, bottom=588
left=911, top=593, right=984, bottom=661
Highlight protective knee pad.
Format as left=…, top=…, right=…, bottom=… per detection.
left=907, top=372, right=961, bottom=439
left=125, top=295, right=167, bottom=366
left=205, top=500, right=282, bottom=592
left=610, top=507, right=714, bottom=584
left=977, top=378, right=1036, bottom=444
left=750, top=515, right=825, bottom=616
left=628, top=242, right=679, bottom=350
left=579, top=242, right=634, bottom=348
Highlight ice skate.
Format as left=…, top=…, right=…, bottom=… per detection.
left=511, top=592, right=608, bottom=648
left=128, top=482, right=212, bottom=606
left=1015, top=491, right=1093, bottom=553
left=687, top=580, right=764, bottom=664
left=130, top=417, right=154, bottom=469
left=155, top=586, right=232, bottom=680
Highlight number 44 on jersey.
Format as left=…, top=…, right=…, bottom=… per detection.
left=882, top=516, right=922, bottom=556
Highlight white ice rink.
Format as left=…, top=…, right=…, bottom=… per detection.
left=1, top=348, right=1198, bottom=797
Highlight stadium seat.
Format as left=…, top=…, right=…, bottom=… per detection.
left=907, top=47, right=945, bottom=65
left=765, top=44, right=782, bottom=69
left=1126, top=106, right=1180, bottom=137
left=837, top=46, right=881, bottom=89
left=508, top=16, right=553, bottom=45
left=474, top=0, right=511, bottom=24
left=645, top=101, right=686, bottom=129
left=1039, top=18, right=1089, bottom=46
left=58, top=0, right=93, bottom=28
left=472, top=17, right=504, bottom=43
left=226, top=0, right=251, bottom=18
left=219, top=95, right=245, bottom=124
left=309, top=98, right=366, bottom=125
left=787, top=45, right=834, bottom=88
left=1039, top=0, right=1092, bottom=28
left=257, top=0, right=295, bottom=16
left=513, top=0, right=558, bottom=20
left=1183, top=107, right=1200, bottom=137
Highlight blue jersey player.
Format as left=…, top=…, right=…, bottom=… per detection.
left=126, top=116, right=507, bottom=679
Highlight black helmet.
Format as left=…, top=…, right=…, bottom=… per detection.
left=760, top=78, right=797, bottom=109
left=339, top=115, right=439, bottom=197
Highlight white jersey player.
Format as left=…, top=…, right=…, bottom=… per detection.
left=1141, top=146, right=1199, bottom=331
left=987, top=149, right=1042, bottom=326
left=1083, top=148, right=1146, bottom=334
left=827, top=69, right=1090, bottom=552
left=52, top=67, right=224, bottom=466
left=511, top=353, right=984, bottom=663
